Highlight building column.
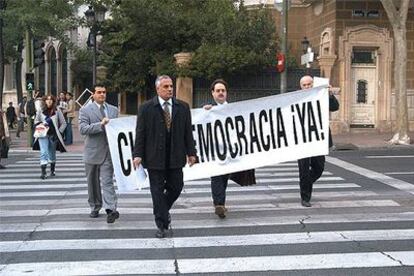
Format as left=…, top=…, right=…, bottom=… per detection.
left=174, top=52, right=193, bottom=107
left=317, top=55, right=336, bottom=79
left=67, top=50, right=73, bottom=93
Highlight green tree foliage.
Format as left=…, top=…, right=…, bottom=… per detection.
left=1, top=0, right=78, bottom=103
left=101, top=0, right=277, bottom=93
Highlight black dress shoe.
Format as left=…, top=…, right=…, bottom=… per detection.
left=106, top=210, right=120, bottom=223
left=90, top=211, right=99, bottom=218
left=155, top=228, right=166, bottom=238
left=301, top=200, right=312, bottom=207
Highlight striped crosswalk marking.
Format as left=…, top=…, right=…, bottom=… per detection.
left=1, top=153, right=413, bottom=275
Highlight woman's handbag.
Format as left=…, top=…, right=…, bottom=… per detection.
left=33, top=123, right=49, bottom=138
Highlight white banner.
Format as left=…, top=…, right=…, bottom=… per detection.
left=106, top=116, right=149, bottom=192
left=106, top=86, right=329, bottom=191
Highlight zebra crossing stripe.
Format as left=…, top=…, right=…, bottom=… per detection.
left=178, top=251, right=414, bottom=273
left=185, top=176, right=344, bottom=185
left=0, top=190, right=376, bottom=198
left=5, top=163, right=85, bottom=168
left=0, top=183, right=358, bottom=191
left=1, top=210, right=412, bottom=233
left=0, top=172, right=86, bottom=178
left=0, top=199, right=398, bottom=218
left=1, top=251, right=413, bottom=275
left=1, top=229, right=414, bottom=252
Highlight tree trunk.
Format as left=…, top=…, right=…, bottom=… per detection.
left=15, top=42, right=23, bottom=104
left=381, top=0, right=411, bottom=145
left=390, top=26, right=409, bottom=144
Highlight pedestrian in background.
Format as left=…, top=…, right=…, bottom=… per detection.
left=57, top=91, right=68, bottom=141
left=203, top=79, right=256, bottom=218
left=33, top=95, right=67, bottom=179
left=0, top=109, right=10, bottom=169
left=6, top=102, right=16, bottom=129
left=64, top=92, right=75, bottom=145
left=16, top=96, right=27, bottom=138
left=133, top=75, right=197, bottom=238
left=79, top=84, right=119, bottom=224
left=297, top=75, right=339, bottom=207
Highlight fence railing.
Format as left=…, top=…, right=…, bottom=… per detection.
left=193, top=68, right=320, bottom=107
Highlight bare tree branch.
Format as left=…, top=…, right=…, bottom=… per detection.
left=380, top=0, right=400, bottom=27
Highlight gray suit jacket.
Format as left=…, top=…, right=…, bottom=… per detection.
left=79, top=101, right=118, bottom=164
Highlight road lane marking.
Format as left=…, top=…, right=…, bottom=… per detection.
left=365, top=155, right=414, bottom=159
left=385, top=172, right=414, bottom=175
left=326, top=156, right=414, bottom=194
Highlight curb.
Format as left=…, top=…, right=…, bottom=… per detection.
left=333, top=143, right=414, bottom=151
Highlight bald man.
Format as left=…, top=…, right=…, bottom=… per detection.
left=297, top=75, right=339, bottom=207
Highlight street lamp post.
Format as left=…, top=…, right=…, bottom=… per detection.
left=84, top=5, right=106, bottom=86
left=300, top=36, right=314, bottom=75
left=274, top=0, right=290, bottom=93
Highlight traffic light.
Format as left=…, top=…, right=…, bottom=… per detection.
left=33, top=39, right=45, bottom=67
left=26, top=72, right=35, bottom=91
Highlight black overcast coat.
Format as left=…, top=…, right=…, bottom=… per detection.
left=328, top=94, right=339, bottom=148
left=133, top=96, right=197, bottom=169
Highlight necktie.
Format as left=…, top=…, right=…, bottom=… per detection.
left=163, top=102, right=171, bottom=130
left=99, top=104, right=106, bottom=118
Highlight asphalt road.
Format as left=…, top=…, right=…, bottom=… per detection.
left=0, top=148, right=413, bottom=275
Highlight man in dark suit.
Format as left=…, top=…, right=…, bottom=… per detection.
left=79, top=84, right=120, bottom=223
left=133, top=75, right=197, bottom=238
left=297, top=75, right=339, bottom=207
left=203, top=79, right=256, bottom=219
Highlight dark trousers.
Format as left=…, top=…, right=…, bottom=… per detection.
left=297, top=155, right=325, bottom=202
left=148, top=168, right=183, bottom=230
left=211, top=174, right=229, bottom=206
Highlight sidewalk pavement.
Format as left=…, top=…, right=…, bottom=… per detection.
left=333, top=130, right=414, bottom=150
left=7, top=120, right=414, bottom=153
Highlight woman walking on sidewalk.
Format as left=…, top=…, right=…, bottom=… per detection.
left=33, top=95, right=67, bottom=179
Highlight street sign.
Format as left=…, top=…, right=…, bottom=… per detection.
left=75, top=88, right=93, bottom=107
left=25, top=73, right=35, bottom=91
left=301, top=52, right=314, bottom=66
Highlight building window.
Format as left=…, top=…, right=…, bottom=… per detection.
left=357, top=80, right=367, bottom=104
left=352, top=50, right=375, bottom=64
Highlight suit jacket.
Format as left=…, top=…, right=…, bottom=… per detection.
left=32, top=109, right=67, bottom=153
left=328, top=94, right=339, bottom=148
left=133, top=96, right=196, bottom=169
left=79, top=101, right=118, bottom=164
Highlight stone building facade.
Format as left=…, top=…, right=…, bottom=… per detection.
left=268, top=0, right=414, bottom=133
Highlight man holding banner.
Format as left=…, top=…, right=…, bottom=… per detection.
left=297, top=75, right=339, bottom=207
left=133, top=75, right=197, bottom=239
left=79, top=84, right=120, bottom=223
left=203, top=79, right=256, bottom=219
